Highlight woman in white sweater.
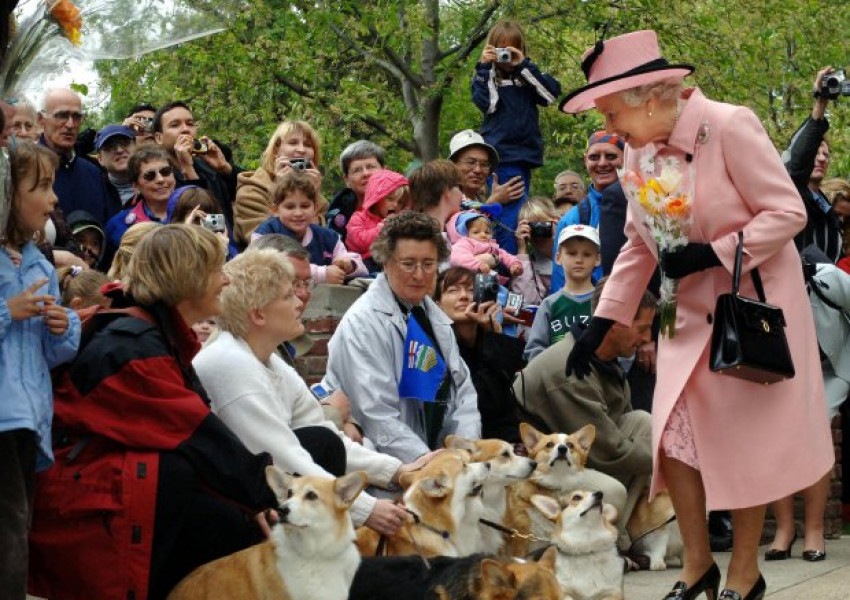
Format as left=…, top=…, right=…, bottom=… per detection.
left=193, top=248, right=432, bottom=535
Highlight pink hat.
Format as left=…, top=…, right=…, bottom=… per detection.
left=560, top=30, right=694, bottom=114
left=363, top=169, right=409, bottom=211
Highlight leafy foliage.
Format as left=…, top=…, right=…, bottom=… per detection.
left=96, top=0, right=850, bottom=195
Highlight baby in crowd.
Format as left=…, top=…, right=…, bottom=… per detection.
left=253, top=170, right=367, bottom=284
left=345, top=169, right=410, bottom=272
left=451, top=211, right=523, bottom=279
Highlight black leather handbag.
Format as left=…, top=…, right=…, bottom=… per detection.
left=709, top=232, right=795, bottom=384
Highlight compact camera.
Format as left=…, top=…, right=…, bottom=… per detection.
left=289, top=158, right=310, bottom=171
left=495, top=47, right=512, bottom=63
left=191, top=137, right=210, bottom=154
left=201, top=213, right=226, bottom=233
left=473, top=273, right=500, bottom=306
left=819, top=70, right=850, bottom=100
left=529, top=221, right=553, bottom=239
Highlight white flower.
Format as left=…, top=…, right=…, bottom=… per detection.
left=656, top=164, right=683, bottom=195
left=639, top=154, right=656, bottom=174
left=660, top=156, right=681, bottom=170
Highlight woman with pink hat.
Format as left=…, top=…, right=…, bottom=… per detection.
left=561, top=30, right=832, bottom=600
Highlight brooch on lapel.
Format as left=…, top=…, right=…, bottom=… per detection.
left=698, top=120, right=711, bottom=145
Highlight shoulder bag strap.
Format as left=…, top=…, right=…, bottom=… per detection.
left=735, top=231, right=767, bottom=302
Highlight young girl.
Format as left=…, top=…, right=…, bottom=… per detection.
left=471, top=20, right=562, bottom=254
left=512, top=196, right=558, bottom=305
left=346, top=169, right=410, bottom=272
left=0, top=141, right=80, bottom=598
left=57, top=266, right=111, bottom=310
left=252, top=170, right=367, bottom=284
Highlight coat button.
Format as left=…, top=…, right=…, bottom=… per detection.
left=706, top=313, right=713, bottom=325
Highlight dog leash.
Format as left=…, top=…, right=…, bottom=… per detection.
left=477, top=518, right=550, bottom=545
left=374, top=508, right=451, bottom=569
left=628, top=514, right=678, bottom=546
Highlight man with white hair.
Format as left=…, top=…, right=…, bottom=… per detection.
left=38, top=88, right=117, bottom=224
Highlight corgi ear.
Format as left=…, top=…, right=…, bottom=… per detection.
left=334, top=471, right=369, bottom=508
left=574, top=424, right=597, bottom=451
left=530, top=494, right=561, bottom=521
left=420, top=472, right=451, bottom=498
left=602, top=502, right=618, bottom=525
left=519, top=422, right=543, bottom=451
left=444, top=435, right=477, bottom=454
left=480, top=559, right=515, bottom=590
left=265, top=466, right=294, bottom=503
left=537, top=546, right=558, bottom=571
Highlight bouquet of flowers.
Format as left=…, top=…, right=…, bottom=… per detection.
left=621, top=153, right=694, bottom=338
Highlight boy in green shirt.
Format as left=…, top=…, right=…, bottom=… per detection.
left=524, top=224, right=600, bottom=361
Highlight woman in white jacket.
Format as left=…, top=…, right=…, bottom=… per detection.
left=193, top=248, right=432, bottom=535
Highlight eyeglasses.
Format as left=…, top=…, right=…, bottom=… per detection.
left=141, top=166, right=174, bottom=181
left=459, top=158, right=491, bottom=171
left=41, top=110, right=85, bottom=123
left=293, top=277, right=315, bottom=292
left=586, top=153, right=621, bottom=162
left=395, top=259, right=439, bottom=274
left=101, top=138, right=134, bottom=153
left=557, top=182, right=583, bottom=190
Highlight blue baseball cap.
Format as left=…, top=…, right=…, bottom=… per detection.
left=94, top=124, right=136, bottom=151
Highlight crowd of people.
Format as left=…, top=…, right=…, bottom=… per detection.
left=0, top=22, right=847, bottom=600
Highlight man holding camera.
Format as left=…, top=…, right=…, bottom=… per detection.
left=782, top=67, right=844, bottom=262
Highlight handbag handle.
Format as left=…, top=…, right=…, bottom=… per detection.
left=732, top=231, right=767, bottom=302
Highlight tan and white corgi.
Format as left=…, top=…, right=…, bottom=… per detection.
left=445, top=435, right=537, bottom=554
left=505, top=423, right=597, bottom=555
left=505, top=547, right=562, bottom=600
left=167, top=466, right=368, bottom=600
left=355, top=449, right=491, bottom=557
left=626, top=489, right=683, bottom=570
left=532, top=490, right=624, bottom=600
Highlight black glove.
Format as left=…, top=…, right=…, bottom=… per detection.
left=565, top=316, right=614, bottom=380
left=660, top=243, right=721, bottom=279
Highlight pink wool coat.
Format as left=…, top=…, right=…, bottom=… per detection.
left=596, top=88, right=833, bottom=510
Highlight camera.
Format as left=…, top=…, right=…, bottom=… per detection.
left=201, top=213, right=226, bottom=233
left=495, top=47, right=512, bottom=63
left=505, top=292, right=523, bottom=315
left=191, top=137, right=210, bottom=154
left=473, top=273, right=500, bottom=306
left=529, top=221, right=553, bottom=239
left=819, top=70, right=850, bottom=100
left=288, top=158, right=310, bottom=171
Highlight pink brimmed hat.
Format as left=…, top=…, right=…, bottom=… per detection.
left=560, top=30, right=694, bottom=114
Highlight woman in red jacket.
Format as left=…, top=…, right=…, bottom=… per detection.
left=29, top=225, right=277, bottom=600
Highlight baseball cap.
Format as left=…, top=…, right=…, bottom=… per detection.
left=557, top=224, right=600, bottom=248
left=94, top=124, right=136, bottom=151
left=448, top=129, right=499, bottom=166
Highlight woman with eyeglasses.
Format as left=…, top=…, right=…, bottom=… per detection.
left=102, top=146, right=177, bottom=270
left=324, top=211, right=481, bottom=462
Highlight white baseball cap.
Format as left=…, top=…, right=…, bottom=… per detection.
left=557, top=224, right=600, bottom=248
left=448, top=129, right=499, bottom=166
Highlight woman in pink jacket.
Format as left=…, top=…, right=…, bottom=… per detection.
left=560, top=31, right=832, bottom=600
left=346, top=169, right=409, bottom=271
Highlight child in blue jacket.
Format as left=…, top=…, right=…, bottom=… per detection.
left=472, top=20, right=562, bottom=253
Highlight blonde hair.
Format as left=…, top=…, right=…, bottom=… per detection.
left=620, top=78, right=684, bottom=107
left=260, top=120, right=321, bottom=174
left=821, top=178, right=850, bottom=205
left=486, top=20, right=527, bottom=55
left=218, top=249, right=294, bottom=338
left=124, top=224, right=225, bottom=306
left=107, top=222, right=160, bottom=280
left=519, top=196, right=557, bottom=222
left=57, top=267, right=109, bottom=308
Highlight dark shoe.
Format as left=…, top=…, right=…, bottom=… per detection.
left=708, top=511, right=733, bottom=552
left=764, top=531, right=797, bottom=561
left=802, top=549, right=826, bottom=562
left=663, top=563, right=720, bottom=599
left=718, top=574, right=766, bottom=600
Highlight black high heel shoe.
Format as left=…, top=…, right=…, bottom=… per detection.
left=663, top=563, right=720, bottom=600
left=718, top=574, right=766, bottom=600
left=764, top=531, right=797, bottom=561
left=802, top=549, right=826, bottom=562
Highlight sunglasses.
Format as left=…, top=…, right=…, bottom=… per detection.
left=141, top=166, right=174, bottom=181
left=41, top=110, right=85, bottom=123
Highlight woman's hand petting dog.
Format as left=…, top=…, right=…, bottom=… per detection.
left=365, top=499, right=412, bottom=536
left=392, top=450, right=442, bottom=485
left=256, top=508, right=281, bottom=539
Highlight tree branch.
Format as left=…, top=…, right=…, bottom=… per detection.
left=327, top=22, right=407, bottom=83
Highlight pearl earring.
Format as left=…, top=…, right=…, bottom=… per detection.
left=648, top=110, right=653, bottom=118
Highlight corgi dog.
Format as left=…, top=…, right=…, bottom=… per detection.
left=355, top=449, right=491, bottom=557
left=445, top=436, right=537, bottom=554
left=505, top=423, right=596, bottom=555
left=166, top=467, right=368, bottom=600
left=348, top=548, right=561, bottom=600
left=532, top=490, right=624, bottom=600
left=626, top=489, right=683, bottom=571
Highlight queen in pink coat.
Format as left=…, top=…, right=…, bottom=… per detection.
left=560, top=31, right=833, bottom=600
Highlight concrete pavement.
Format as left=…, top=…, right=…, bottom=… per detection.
left=625, top=536, right=850, bottom=599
